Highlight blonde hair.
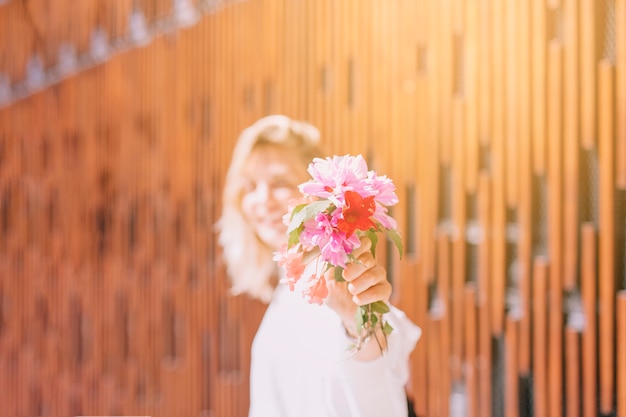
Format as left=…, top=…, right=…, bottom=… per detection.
left=217, top=115, right=324, bottom=303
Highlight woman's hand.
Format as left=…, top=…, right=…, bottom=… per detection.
left=325, top=237, right=392, bottom=359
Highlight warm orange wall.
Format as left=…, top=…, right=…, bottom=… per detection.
left=1, top=1, right=625, bottom=416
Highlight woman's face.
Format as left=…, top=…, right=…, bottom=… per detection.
left=241, top=144, right=310, bottom=249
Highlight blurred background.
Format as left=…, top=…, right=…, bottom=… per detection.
left=0, top=0, right=625, bottom=416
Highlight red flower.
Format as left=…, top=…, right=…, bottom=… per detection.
left=336, top=190, right=377, bottom=237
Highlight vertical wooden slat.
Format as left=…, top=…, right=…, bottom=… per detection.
left=352, top=0, right=368, bottom=167
left=420, top=0, right=439, bottom=285
left=478, top=0, right=492, bottom=147
left=505, top=0, right=519, bottom=208
left=477, top=173, right=491, bottom=417
left=504, top=316, right=519, bottom=417
left=388, top=0, right=402, bottom=176
left=438, top=0, right=452, bottom=168
left=427, top=317, right=443, bottom=417
left=437, top=234, right=451, bottom=417
left=451, top=97, right=466, bottom=383
left=531, top=0, right=547, bottom=174
left=618, top=0, right=626, bottom=188
left=489, top=0, right=506, bottom=337
left=464, top=284, right=478, bottom=417
left=580, top=223, right=597, bottom=417
left=464, top=0, right=479, bottom=194
left=562, top=0, right=580, bottom=290
left=413, top=260, right=430, bottom=417
left=548, top=0, right=561, bottom=9
left=516, top=0, right=533, bottom=375
left=580, top=0, right=597, bottom=149
left=598, top=59, right=615, bottom=415
left=477, top=293, right=491, bottom=417
left=533, top=257, right=549, bottom=417
left=565, top=327, right=581, bottom=417
left=547, top=39, right=563, bottom=417
left=282, top=0, right=296, bottom=115
left=335, top=0, right=351, bottom=154
left=308, top=0, right=320, bottom=125
left=618, top=291, right=626, bottom=417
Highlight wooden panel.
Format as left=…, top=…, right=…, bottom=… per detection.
left=0, top=1, right=623, bottom=416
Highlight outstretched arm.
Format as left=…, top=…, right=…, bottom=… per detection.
left=325, top=237, right=392, bottom=361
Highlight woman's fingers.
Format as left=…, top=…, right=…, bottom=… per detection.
left=342, top=251, right=391, bottom=305
left=343, top=251, right=375, bottom=282
left=325, top=238, right=392, bottom=320
left=351, top=277, right=392, bottom=305
left=325, top=277, right=355, bottom=317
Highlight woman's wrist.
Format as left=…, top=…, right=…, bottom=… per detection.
left=341, top=314, right=389, bottom=360
left=342, top=318, right=361, bottom=340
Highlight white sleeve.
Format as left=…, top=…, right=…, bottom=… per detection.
left=324, top=306, right=421, bottom=417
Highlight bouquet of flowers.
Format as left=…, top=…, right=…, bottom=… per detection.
left=274, top=154, right=403, bottom=349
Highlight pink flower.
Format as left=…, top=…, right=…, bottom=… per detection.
left=273, top=246, right=306, bottom=290
left=319, top=234, right=360, bottom=268
left=299, top=212, right=333, bottom=248
left=303, top=273, right=328, bottom=305
left=299, top=210, right=361, bottom=268
left=373, top=205, right=397, bottom=230
left=365, top=171, right=399, bottom=206
left=299, top=155, right=370, bottom=206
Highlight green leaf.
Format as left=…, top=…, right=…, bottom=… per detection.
left=355, top=306, right=367, bottom=333
left=287, top=225, right=303, bottom=247
left=287, top=199, right=333, bottom=234
left=386, top=228, right=404, bottom=259
left=365, top=229, right=379, bottom=258
left=290, top=203, right=306, bottom=217
left=383, top=321, right=394, bottom=335
left=370, top=314, right=378, bottom=327
left=370, top=300, right=390, bottom=314
left=334, top=266, right=345, bottom=282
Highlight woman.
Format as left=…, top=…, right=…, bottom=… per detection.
left=218, top=115, right=420, bottom=417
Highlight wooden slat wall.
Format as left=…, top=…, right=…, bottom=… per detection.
left=0, top=1, right=624, bottom=416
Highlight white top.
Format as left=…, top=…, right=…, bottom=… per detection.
left=249, top=283, right=421, bottom=417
